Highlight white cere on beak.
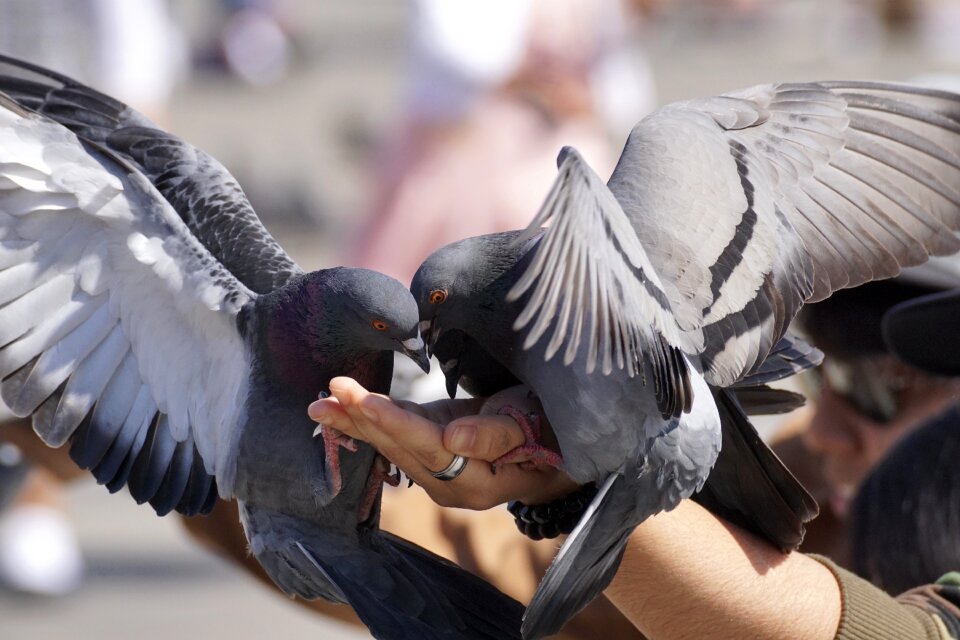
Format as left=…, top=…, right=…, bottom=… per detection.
left=402, top=336, right=424, bottom=351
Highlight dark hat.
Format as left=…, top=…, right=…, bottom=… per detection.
left=883, top=287, right=960, bottom=376
left=802, top=251, right=960, bottom=367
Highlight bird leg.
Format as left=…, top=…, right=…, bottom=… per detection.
left=357, top=454, right=401, bottom=522
left=314, top=424, right=359, bottom=498
left=492, top=406, right=563, bottom=472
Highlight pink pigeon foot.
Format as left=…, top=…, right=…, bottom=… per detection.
left=492, top=405, right=563, bottom=472
left=357, top=455, right=402, bottom=522
left=318, top=424, right=358, bottom=498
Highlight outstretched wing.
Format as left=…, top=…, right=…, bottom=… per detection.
left=515, top=81, right=960, bottom=391
left=0, top=53, right=302, bottom=294
left=507, top=148, right=693, bottom=419
left=0, top=94, right=253, bottom=516
left=610, top=81, right=960, bottom=386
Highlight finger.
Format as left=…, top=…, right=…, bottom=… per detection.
left=443, top=415, right=527, bottom=461
left=324, top=380, right=575, bottom=508
left=357, top=395, right=455, bottom=472
left=328, top=377, right=453, bottom=473
left=428, top=460, right=579, bottom=510
left=307, top=397, right=360, bottom=436
left=322, top=379, right=436, bottom=483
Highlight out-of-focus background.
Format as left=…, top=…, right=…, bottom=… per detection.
left=2, top=1, right=960, bottom=638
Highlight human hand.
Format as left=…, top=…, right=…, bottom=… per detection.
left=308, top=377, right=577, bottom=509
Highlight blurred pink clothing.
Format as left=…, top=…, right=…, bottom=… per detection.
left=351, top=94, right=614, bottom=285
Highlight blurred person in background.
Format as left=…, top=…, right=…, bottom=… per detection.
left=849, top=403, right=960, bottom=595
left=195, top=0, right=295, bottom=86
left=845, top=281, right=960, bottom=594
left=350, top=0, right=656, bottom=285
left=0, top=0, right=184, bottom=596
left=770, top=256, right=960, bottom=569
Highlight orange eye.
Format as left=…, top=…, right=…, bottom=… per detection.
left=429, top=289, right=447, bottom=305
left=372, top=320, right=388, bottom=331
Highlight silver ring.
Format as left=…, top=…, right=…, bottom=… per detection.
left=430, top=454, right=469, bottom=481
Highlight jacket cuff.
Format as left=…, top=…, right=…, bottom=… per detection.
left=809, top=554, right=940, bottom=640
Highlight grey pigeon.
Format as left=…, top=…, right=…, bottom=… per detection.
left=413, top=80, right=960, bottom=638
left=0, top=55, right=523, bottom=640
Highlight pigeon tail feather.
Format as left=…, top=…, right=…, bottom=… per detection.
left=693, top=388, right=818, bottom=551
left=733, top=333, right=824, bottom=388
left=521, top=473, right=635, bottom=640
left=240, top=502, right=524, bottom=640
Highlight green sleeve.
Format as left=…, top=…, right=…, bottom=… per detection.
left=810, top=555, right=947, bottom=640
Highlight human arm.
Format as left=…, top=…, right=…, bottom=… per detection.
left=607, top=500, right=840, bottom=640
left=312, top=378, right=841, bottom=638
left=314, top=377, right=959, bottom=640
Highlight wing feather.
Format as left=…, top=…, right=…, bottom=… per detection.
left=91, top=385, right=155, bottom=486
left=603, top=81, right=960, bottom=385
left=69, top=351, right=141, bottom=469
left=508, top=148, right=694, bottom=417
left=0, top=53, right=302, bottom=294
left=0, top=93, right=251, bottom=516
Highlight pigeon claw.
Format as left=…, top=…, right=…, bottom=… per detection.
left=358, top=455, right=394, bottom=523
left=492, top=405, right=563, bottom=472
left=318, top=425, right=359, bottom=498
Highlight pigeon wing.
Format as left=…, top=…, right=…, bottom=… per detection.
left=0, top=52, right=302, bottom=294
left=0, top=95, right=256, bottom=516
left=608, top=81, right=960, bottom=386
left=507, top=148, right=693, bottom=419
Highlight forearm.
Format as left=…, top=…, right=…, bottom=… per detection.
left=605, top=500, right=841, bottom=640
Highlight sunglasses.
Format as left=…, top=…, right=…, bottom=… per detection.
left=806, top=357, right=945, bottom=425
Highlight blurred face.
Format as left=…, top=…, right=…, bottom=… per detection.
left=802, top=355, right=960, bottom=520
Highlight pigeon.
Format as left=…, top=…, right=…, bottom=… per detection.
left=0, top=55, right=523, bottom=640
left=413, top=80, right=960, bottom=638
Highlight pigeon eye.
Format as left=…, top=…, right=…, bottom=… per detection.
left=372, top=320, right=389, bottom=331
left=429, top=289, right=447, bottom=305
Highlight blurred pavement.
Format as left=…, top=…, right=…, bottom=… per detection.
left=0, top=482, right=369, bottom=640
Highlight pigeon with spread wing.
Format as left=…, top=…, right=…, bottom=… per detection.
left=0, top=55, right=523, bottom=640
left=413, top=81, right=960, bottom=638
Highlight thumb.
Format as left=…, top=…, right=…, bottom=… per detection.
left=444, top=415, right=527, bottom=462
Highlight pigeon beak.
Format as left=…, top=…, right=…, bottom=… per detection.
left=419, top=319, right=434, bottom=357
left=439, top=358, right=461, bottom=399
left=400, top=336, right=431, bottom=374
left=421, top=318, right=443, bottom=358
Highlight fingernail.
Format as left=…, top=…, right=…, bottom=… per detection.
left=450, top=424, right=477, bottom=452
left=308, top=402, right=327, bottom=422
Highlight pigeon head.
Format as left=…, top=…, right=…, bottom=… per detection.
left=411, top=230, right=540, bottom=392
left=322, top=267, right=430, bottom=372
left=262, top=268, right=429, bottom=394
left=413, top=232, right=523, bottom=336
